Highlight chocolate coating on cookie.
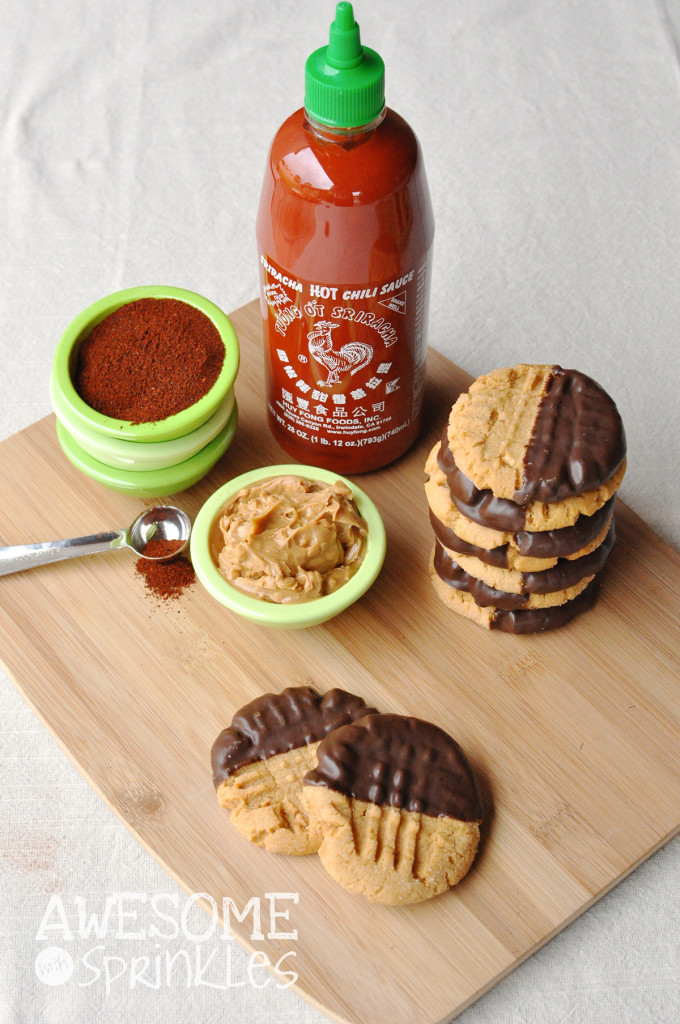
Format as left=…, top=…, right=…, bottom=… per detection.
left=490, top=578, right=599, bottom=633
left=433, top=543, right=602, bottom=633
left=428, top=509, right=509, bottom=567
left=433, top=542, right=527, bottom=609
left=438, top=428, right=525, bottom=531
left=515, top=520, right=615, bottom=593
left=304, top=714, right=483, bottom=822
left=430, top=501, right=615, bottom=565
left=212, top=686, right=377, bottom=786
left=513, top=497, right=615, bottom=558
left=437, top=520, right=616, bottom=598
left=438, top=429, right=616, bottom=549
left=515, top=367, right=626, bottom=504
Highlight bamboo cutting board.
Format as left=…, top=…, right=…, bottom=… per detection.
left=1, top=299, right=680, bottom=1024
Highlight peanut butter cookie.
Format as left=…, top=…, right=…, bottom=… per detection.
left=428, top=503, right=614, bottom=572
left=434, top=435, right=625, bottom=534
left=211, top=686, right=377, bottom=855
left=451, top=519, right=615, bottom=596
left=429, top=548, right=600, bottom=633
left=447, top=364, right=626, bottom=503
left=303, top=715, right=482, bottom=904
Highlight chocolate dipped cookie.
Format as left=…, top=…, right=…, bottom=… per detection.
left=425, top=363, right=625, bottom=633
left=447, top=364, right=626, bottom=504
left=303, top=714, right=482, bottom=905
left=424, top=443, right=618, bottom=557
left=436, top=432, right=625, bottom=535
left=429, top=548, right=600, bottom=634
left=211, top=685, right=377, bottom=855
left=428, top=501, right=614, bottom=573
left=450, top=519, right=616, bottom=596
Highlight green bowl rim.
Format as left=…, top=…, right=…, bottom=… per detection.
left=51, top=374, right=235, bottom=470
left=190, top=465, right=387, bottom=628
left=55, top=400, right=239, bottom=496
left=51, top=285, right=240, bottom=443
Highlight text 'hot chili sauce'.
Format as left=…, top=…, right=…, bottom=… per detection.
left=256, top=2, right=434, bottom=473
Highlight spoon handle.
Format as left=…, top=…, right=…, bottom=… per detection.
left=0, top=531, right=127, bottom=577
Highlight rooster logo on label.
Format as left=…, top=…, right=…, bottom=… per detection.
left=307, top=320, right=373, bottom=387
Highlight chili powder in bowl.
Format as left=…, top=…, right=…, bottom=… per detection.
left=50, top=286, right=240, bottom=496
left=190, top=464, right=387, bottom=629
left=51, top=285, right=239, bottom=444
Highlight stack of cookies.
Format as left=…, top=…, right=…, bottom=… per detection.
left=212, top=685, right=483, bottom=905
left=425, top=364, right=626, bottom=634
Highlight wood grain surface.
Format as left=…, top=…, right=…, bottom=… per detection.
left=1, top=299, right=679, bottom=1024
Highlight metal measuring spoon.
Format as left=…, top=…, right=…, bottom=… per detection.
left=0, top=505, right=191, bottom=577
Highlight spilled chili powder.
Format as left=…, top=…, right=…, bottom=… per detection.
left=75, top=298, right=224, bottom=423
left=135, top=537, right=196, bottom=601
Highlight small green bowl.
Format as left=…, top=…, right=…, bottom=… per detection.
left=55, top=401, right=239, bottom=498
left=51, top=285, right=240, bottom=443
left=50, top=378, right=235, bottom=471
left=190, top=464, right=386, bottom=629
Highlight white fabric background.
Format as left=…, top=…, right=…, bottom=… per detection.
left=1, top=1, right=679, bottom=1021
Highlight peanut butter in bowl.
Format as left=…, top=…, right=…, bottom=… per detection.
left=193, top=463, right=386, bottom=629
left=210, top=476, right=368, bottom=604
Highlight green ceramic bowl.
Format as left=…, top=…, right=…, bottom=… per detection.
left=51, top=285, right=240, bottom=443
left=190, top=464, right=386, bottom=629
left=50, top=378, right=235, bottom=471
left=55, top=401, right=238, bottom=498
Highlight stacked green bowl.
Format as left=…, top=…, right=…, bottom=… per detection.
left=50, top=286, right=240, bottom=498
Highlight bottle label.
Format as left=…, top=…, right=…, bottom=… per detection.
left=259, top=252, right=431, bottom=455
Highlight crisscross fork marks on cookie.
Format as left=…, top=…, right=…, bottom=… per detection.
left=356, top=802, right=413, bottom=873
left=493, top=365, right=548, bottom=483
left=449, top=364, right=551, bottom=496
left=303, top=787, right=481, bottom=904
left=217, top=743, right=322, bottom=855
left=357, top=804, right=426, bottom=876
left=222, top=762, right=270, bottom=803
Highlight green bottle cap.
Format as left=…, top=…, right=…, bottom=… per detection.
left=305, top=2, right=385, bottom=129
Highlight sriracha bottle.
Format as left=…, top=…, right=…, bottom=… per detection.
left=256, top=1, right=434, bottom=473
